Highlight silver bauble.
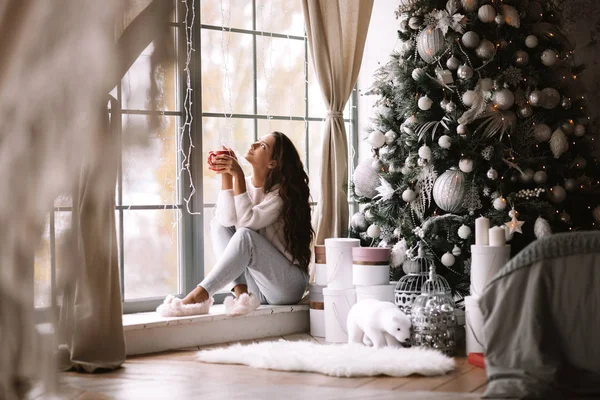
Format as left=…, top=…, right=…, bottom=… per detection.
left=574, top=124, right=586, bottom=137
left=475, top=40, right=496, bottom=59
left=493, top=89, right=515, bottom=110
left=533, top=170, right=548, bottom=184
left=417, top=27, right=445, bottom=64
left=487, top=168, right=498, bottom=180
left=441, top=252, right=456, bottom=267
left=385, top=129, right=398, bottom=144
left=412, top=68, right=425, bottom=80
left=495, top=14, right=505, bottom=25
left=525, top=35, right=538, bottom=48
left=561, top=96, right=572, bottom=109
left=493, top=197, right=507, bottom=210
left=432, top=168, right=468, bottom=213
left=452, top=245, right=462, bottom=257
left=446, top=101, right=457, bottom=112
left=350, top=212, right=369, bottom=232
left=461, top=31, right=480, bottom=49
left=417, top=157, right=427, bottom=167
left=418, top=145, right=432, bottom=160
left=418, top=95, right=433, bottom=110
left=520, top=168, right=535, bottom=183
left=541, top=49, right=559, bottom=67
left=446, top=56, right=460, bottom=70
left=548, top=185, right=566, bottom=203
left=518, top=105, right=533, bottom=118
left=353, top=159, right=380, bottom=198
left=564, top=178, right=577, bottom=192
left=462, top=90, right=477, bottom=107
left=457, top=65, right=473, bottom=80
left=541, top=88, right=561, bottom=109
left=457, top=124, right=469, bottom=136
left=440, top=99, right=450, bottom=110
left=514, top=50, right=529, bottom=66
left=529, top=90, right=543, bottom=107
left=461, top=0, right=478, bottom=11
left=365, top=209, right=375, bottom=221
left=459, top=158, right=474, bottom=173
left=409, top=16, right=422, bottom=30
left=575, top=156, right=587, bottom=169
left=402, top=188, right=417, bottom=202
left=478, top=5, right=496, bottom=23
left=458, top=224, right=472, bottom=239
left=533, top=123, right=552, bottom=142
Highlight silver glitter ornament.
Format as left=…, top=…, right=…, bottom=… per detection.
left=352, top=159, right=380, bottom=198
left=446, top=101, right=457, bottom=112
left=411, top=266, right=457, bottom=356
left=493, top=89, right=515, bottom=110
left=529, top=90, right=543, bottom=107
left=457, top=64, right=473, bottom=80
left=481, top=146, right=494, bottom=160
left=533, top=123, right=552, bottom=142
left=417, top=27, right=445, bottom=64
left=525, top=35, right=538, bottom=48
left=446, top=56, right=460, bottom=70
left=561, top=96, right=572, bottom=109
left=478, top=4, right=496, bottom=23
left=385, top=129, right=398, bottom=144
left=350, top=212, right=369, bottom=232
left=518, top=105, right=533, bottom=118
left=409, top=16, right=422, bottom=30
left=541, top=49, right=559, bottom=67
left=514, top=50, right=529, bottom=66
left=461, top=31, right=480, bottom=49
left=475, top=40, right=496, bottom=59
left=440, top=98, right=450, bottom=110
left=487, top=168, right=498, bottom=180
left=432, top=168, right=468, bottom=213
left=541, top=88, right=561, bottom=109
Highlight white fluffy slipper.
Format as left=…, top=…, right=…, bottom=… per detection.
left=156, top=294, right=214, bottom=317
left=223, top=293, right=261, bottom=316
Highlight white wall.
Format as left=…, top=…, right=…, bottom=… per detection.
left=356, top=0, right=400, bottom=165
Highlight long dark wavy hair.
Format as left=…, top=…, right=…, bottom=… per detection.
left=264, top=131, right=314, bottom=272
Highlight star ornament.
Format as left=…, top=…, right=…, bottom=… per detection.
left=505, top=214, right=525, bottom=234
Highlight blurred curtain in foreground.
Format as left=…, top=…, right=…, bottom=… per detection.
left=0, top=0, right=172, bottom=398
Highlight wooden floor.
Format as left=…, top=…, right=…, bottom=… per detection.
left=41, top=334, right=486, bottom=400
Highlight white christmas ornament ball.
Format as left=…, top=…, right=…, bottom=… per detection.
left=487, top=168, right=498, bottom=180
left=364, top=209, right=375, bottom=221
left=446, top=56, right=460, bottom=70
left=438, top=135, right=452, bottom=149
left=459, top=158, right=474, bottom=173
left=541, top=49, right=559, bottom=67
left=457, top=64, right=474, bottom=80
left=462, top=90, right=477, bottom=107
left=458, top=224, right=472, bottom=239
left=533, top=170, right=548, bottom=184
left=481, top=78, right=493, bottom=91
left=441, top=252, right=456, bottom=267
left=593, top=206, right=600, bottom=223
left=367, top=224, right=381, bottom=239
left=574, top=124, right=586, bottom=137
left=549, top=185, right=567, bottom=203
left=418, top=95, right=433, bottom=110
left=412, top=68, right=425, bottom=80
left=384, top=129, right=398, bottom=144
left=525, top=35, right=539, bottom=48
left=418, top=145, right=432, bottom=160
left=452, top=245, right=462, bottom=256
left=478, top=5, right=497, bottom=23
left=493, top=197, right=507, bottom=210
left=402, top=188, right=417, bottom=202
left=457, top=124, right=469, bottom=136
left=534, top=124, right=552, bottom=142
left=493, top=89, right=515, bottom=110
left=367, top=130, right=386, bottom=148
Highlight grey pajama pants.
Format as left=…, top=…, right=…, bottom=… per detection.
left=198, top=219, right=308, bottom=305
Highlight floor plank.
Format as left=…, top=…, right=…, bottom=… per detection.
left=58, top=339, right=486, bottom=398
left=282, top=333, right=318, bottom=343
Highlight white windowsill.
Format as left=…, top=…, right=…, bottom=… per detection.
left=123, top=304, right=310, bottom=355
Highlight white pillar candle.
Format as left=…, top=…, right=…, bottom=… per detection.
left=475, top=217, right=490, bottom=245
left=489, top=226, right=506, bottom=247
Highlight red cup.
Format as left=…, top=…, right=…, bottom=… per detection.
left=208, top=149, right=233, bottom=171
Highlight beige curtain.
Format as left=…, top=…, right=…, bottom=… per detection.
left=57, top=0, right=173, bottom=372
left=302, top=0, right=373, bottom=244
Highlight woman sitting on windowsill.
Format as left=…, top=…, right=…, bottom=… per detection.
left=157, top=131, right=314, bottom=317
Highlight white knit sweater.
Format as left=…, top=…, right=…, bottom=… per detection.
left=214, top=177, right=294, bottom=264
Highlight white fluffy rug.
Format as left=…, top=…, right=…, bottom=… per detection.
left=196, top=340, right=455, bottom=378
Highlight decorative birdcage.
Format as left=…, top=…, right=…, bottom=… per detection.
left=394, top=243, right=430, bottom=314
left=410, top=266, right=457, bottom=356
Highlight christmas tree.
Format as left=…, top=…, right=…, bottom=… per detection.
left=351, top=0, right=600, bottom=296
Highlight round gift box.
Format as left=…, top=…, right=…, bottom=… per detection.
left=322, top=287, right=356, bottom=343
left=355, top=282, right=395, bottom=303
left=324, top=238, right=360, bottom=289
left=465, top=295, right=485, bottom=354
left=352, top=247, right=391, bottom=286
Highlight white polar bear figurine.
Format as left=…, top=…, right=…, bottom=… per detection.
left=346, top=299, right=412, bottom=348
